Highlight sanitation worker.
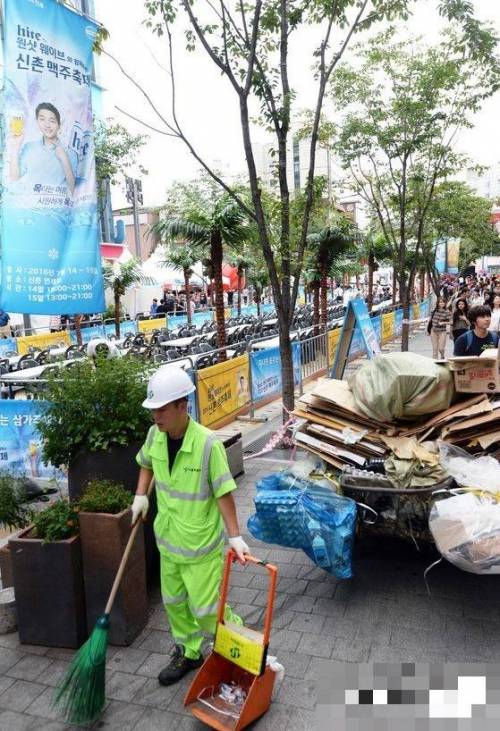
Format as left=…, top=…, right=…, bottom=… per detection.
left=131, top=365, right=249, bottom=685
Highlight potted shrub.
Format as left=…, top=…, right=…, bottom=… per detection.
left=37, top=357, right=158, bottom=581
left=0, top=473, right=33, bottom=589
left=9, top=499, right=87, bottom=647
left=77, top=480, right=148, bottom=646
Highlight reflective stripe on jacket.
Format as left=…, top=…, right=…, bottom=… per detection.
left=136, top=417, right=236, bottom=563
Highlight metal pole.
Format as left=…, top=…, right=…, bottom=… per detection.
left=132, top=180, right=142, bottom=259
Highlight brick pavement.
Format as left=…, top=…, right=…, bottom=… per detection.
left=2, top=450, right=500, bottom=730
left=2, top=325, right=496, bottom=730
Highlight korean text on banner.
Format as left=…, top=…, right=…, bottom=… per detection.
left=17, top=330, right=71, bottom=354
left=197, top=354, right=250, bottom=428
left=381, top=312, right=395, bottom=342
left=138, top=317, right=167, bottom=333
left=1, top=0, right=105, bottom=315
left=0, top=401, right=58, bottom=479
left=250, top=343, right=301, bottom=403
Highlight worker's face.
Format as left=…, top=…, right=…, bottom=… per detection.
left=151, top=401, right=187, bottom=432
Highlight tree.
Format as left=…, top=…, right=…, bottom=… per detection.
left=103, top=259, right=144, bottom=337
left=307, top=216, right=357, bottom=330
left=94, top=118, right=148, bottom=209
left=151, top=177, right=252, bottom=356
left=231, top=254, right=252, bottom=315
left=332, top=28, right=498, bottom=350
left=104, top=0, right=496, bottom=413
left=160, top=244, right=199, bottom=324
left=422, top=181, right=499, bottom=290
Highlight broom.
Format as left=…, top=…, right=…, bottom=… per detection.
left=52, top=478, right=155, bottom=725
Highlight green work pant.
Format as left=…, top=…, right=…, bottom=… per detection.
left=160, top=549, right=242, bottom=660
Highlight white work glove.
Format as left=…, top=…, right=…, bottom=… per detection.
left=131, top=495, right=149, bottom=526
left=229, top=536, right=250, bottom=564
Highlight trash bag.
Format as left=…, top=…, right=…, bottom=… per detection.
left=348, top=352, right=454, bottom=422
left=429, top=491, right=500, bottom=574
left=247, top=470, right=357, bottom=579
left=439, top=442, right=500, bottom=492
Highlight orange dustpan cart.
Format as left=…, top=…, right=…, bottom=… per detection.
left=184, top=549, right=278, bottom=730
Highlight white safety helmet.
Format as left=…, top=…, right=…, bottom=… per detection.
left=142, top=366, right=195, bottom=409
left=86, top=339, right=120, bottom=360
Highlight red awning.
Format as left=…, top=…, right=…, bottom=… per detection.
left=100, top=243, right=125, bottom=260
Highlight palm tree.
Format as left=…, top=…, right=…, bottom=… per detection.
left=307, top=217, right=355, bottom=330
left=103, top=259, right=143, bottom=337
left=162, top=244, right=199, bottom=325
left=247, top=266, right=270, bottom=317
left=231, top=254, right=252, bottom=315
left=361, top=231, right=393, bottom=311
left=151, top=196, right=251, bottom=358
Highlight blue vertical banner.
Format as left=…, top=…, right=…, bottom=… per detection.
left=394, top=308, right=404, bottom=336
left=1, top=0, right=105, bottom=315
left=250, top=342, right=301, bottom=402
left=0, top=401, right=59, bottom=479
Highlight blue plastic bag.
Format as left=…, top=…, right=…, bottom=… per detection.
left=247, top=471, right=357, bottom=579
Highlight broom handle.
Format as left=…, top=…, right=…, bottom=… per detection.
left=104, top=477, right=155, bottom=615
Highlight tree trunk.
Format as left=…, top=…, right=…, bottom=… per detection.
left=367, top=251, right=374, bottom=311
left=211, top=232, right=226, bottom=359
left=114, top=290, right=121, bottom=338
left=320, top=263, right=328, bottom=331
left=184, top=269, right=192, bottom=326
left=400, top=281, right=410, bottom=352
left=278, top=319, right=295, bottom=417
left=256, top=291, right=261, bottom=317
left=419, top=269, right=425, bottom=300
left=237, top=272, right=242, bottom=316
left=74, top=314, right=82, bottom=347
left=392, top=268, right=397, bottom=305
left=312, top=282, right=320, bottom=335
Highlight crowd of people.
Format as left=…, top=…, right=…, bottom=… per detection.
left=427, top=273, right=500, bottom=358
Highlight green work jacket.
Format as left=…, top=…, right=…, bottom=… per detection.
left=136, top=417, right=236, bottom=563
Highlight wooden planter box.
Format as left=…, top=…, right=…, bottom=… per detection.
left=0, top=544, right=13, bottom=589
left=79, top=509, right=148, bottom=646
left=68, top=443, right=158, bottom=587
left=9, top=529, right=86, bottom=648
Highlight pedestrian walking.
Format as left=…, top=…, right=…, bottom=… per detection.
left=150, top=299, right=159, bottom=316
left=427, top=297, right=450, bottom=359
left=490, top=295, right=500, bottom=333
left=450, top=299, right=469, bottom=342
left=131, top=367, right=249, bottom=686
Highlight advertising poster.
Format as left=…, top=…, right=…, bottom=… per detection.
left=381, top=312, right=395, bottom=342
left=1, top=0, right=105, bottom=314
left=328, top=328, right=341, bottom=367
left=197, top=354, right=250, bottom=428
left=103, top=320, right=137, bottom=339
left=250, top=343, right=301, bottom=403
left=69, top=323, right=104, bottom=343
left=394, top=308, right=404, bottom=336
left=371, top=315, right=382, bottom=344
left=0, top=401, right=57, bottom=478
left=186, top=369, right=198, bottom=421
left=17, top=329, right=70, bottom=354
left=350, top=298, right=381, bottom=358
left=435, top=240, right=447, bottom=275
left=447, top=238, right=460, bottom=274
left=0, top=338, right=18, bottom=356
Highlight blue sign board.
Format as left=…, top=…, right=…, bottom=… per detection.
left=250, top=342, right=301, bottom=402
left=394, top=308, right=404, bottom=336
left=331, top=297, right=380, bottom=379
left=1, top=0, right=104, bottom=314
left=0, top=400, right=58, bottom=479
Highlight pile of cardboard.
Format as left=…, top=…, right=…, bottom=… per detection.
left=293, top=378, right=500, bottom=471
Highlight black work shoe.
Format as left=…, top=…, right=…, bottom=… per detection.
left=158, top=645, right=203, bottom=686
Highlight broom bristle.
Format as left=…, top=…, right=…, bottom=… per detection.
left=51, top=614, right=110, bottom=725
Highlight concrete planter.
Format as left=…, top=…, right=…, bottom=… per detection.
left=9, top=529, right=87, bottom=648
left=78, top=509, right=148, bottom=646
left=0, top=544, right=14, bottom=589
left=0, top=587, right=16, bottom=634
left=68, top=443, right=158, bottom=586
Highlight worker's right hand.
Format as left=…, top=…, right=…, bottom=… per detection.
left=131, top=494, right=149, bottom=525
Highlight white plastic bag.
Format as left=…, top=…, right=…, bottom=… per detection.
left=429, top=492, right=500, bottom=574
left=438, top=442, right=500, bottom=492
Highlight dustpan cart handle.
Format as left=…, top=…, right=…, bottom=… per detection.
left=218, top=549, right=278, bottom=646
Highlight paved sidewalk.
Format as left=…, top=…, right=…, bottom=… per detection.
left=2, top=449, right=500, bottom=730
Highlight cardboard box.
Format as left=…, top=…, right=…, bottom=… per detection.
left=448, top=349, right=500, bottom=393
